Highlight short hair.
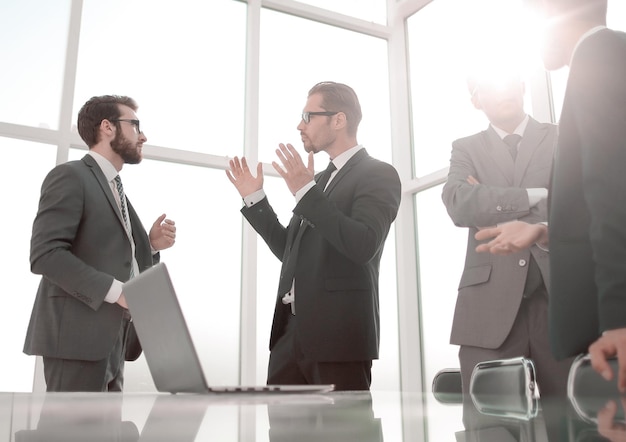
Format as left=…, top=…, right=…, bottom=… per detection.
left=308, top=81, right=362, bottom=136
left=77, top=95, right=138, bottom=147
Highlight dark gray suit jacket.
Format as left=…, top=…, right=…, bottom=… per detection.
left=549, top=28, right=626, bottom=359
left=24, top=154, right=157, bottom=361
left=242, top=149, right=401, bottom=362
left=443, top=118, right=557, bottom=349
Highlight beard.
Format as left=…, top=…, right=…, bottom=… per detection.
left=301, top=130, right=335, bottom=154
left=111, top=131, right=142, bottom=164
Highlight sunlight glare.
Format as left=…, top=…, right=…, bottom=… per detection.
left=458, top=0, right=545, bottom=84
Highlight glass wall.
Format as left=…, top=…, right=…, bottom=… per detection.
left=73, top=0, right=247, bottom=154
left=0, top=138, right=59, bottom=392
left=0, top=1, right=70, bottom=129
left=290, top=0, right=386, bottom=24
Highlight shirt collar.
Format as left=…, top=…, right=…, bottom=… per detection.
left=491, top=114, right=529, bottom=140
left=329, top=144, right=363, bottom=171
left=87, top=150, right=119, bottom=183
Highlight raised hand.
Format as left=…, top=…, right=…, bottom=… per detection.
left=149, top=213, right=176, bottom=251
left=272, top=143, right=315, bottom=195
left=226, top=156, right=264, bottom=198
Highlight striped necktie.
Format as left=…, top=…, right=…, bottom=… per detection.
left=114, top=175, right=134, bottom=279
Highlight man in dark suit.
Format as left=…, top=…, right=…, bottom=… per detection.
left=475, top=0, right=626, bottom=391
left=226, top=81, right=401, bottom=391
left=24, top=95, right=176, bottom=392
left=442, top=67, right=572, bottom=397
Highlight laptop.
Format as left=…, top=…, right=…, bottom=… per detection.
left=122, top=262, right=334, bottom=395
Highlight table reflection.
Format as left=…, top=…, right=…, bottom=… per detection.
left=13, top=394, right=139, bottom=442
left=267, top=392, right=382, bottom=441
left=7, top=392, right=386, bottom=442
left=3, top=386, right=625, bottom=441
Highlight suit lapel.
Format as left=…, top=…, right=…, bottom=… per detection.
left=513, top=118, right=549, bottom=187
left=482, top=129, right=514, bottom=186
left=82, top=154, right=132, bottom=240
left=323, top=148, right=369, bottom=195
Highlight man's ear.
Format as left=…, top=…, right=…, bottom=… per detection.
left=334, top=111, right=347, bottom=130
left=100, top=118, right=116, bottom=133
left=98, top=118, right=116, bottom=143
left=471, top=93, right=482, bottom=110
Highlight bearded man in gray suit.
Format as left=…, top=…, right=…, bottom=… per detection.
left=442, top=68, right=573, bottom=398
left=24, top=95, right=177, bottom=391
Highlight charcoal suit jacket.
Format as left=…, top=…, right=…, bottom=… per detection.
left=548, top=28, right=626, bottom=359
left=24, top=154, right=157, bottom=362
left=242, top=148, right=401, bottom=362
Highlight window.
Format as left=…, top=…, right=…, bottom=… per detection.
left=73, top=0, right=246, bottom=155
left=0, top=138, right=58, bottom=392
left=0, top=0, right=70, bottom=129
left=291, top=0, right=386, bottom=24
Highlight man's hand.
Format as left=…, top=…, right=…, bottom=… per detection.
left=475, top=221, right=548, bottom=255
left=226, top=156, right=264, bottom=198
left=589, top=328, right=626, bottom=393
left=149, top=214, right=176, bottom=251
left=272, top=143, right=315, bottom=195
left=117, top=293, right=128, bottom=309
left=597, top=398, right=626, bottom=441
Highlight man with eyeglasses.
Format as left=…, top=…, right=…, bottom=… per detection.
left=226, top=81, right=401, bottom=390
left=24, top=95, right=177, bottom=391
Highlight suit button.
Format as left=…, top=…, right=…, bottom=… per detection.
left=518, top=259, right=527, bottom=267
left=496, top=205, right=502, bottom=212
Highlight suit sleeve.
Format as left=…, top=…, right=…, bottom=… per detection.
left=294, top=161, right=401, bottom=265
left=442, top=138, right=531, bottom=228
left=30, top=165, right=113, bottom=310
left=241, top=197, right=290, bottom=262
left=575, top=36, right=626, bottom=331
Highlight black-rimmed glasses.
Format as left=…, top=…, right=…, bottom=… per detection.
left=301, top=111, right=338, bottom=124
left=111, top=119, right=141, bottom=133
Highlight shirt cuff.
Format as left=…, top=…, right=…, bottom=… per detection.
left=295, top=181, right=316, bottom=203
left=527, top=188, right=548, bottom=207
left=243, top=189, right=267, bottom=207
left=104, top=279, right=124, bottom=304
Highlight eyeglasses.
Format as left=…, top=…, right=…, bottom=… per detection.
left=301, top=111, right=338, bottom=124
left=111, top=119, right=141, bottom=133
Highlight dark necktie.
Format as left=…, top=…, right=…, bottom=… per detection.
left=277, top=161, right=336, bottom=298
left=504, top=134, right=522, bottom=161
left=316, top=161, right=337, bottom=191
left=114, top=175, right=135, bottom=279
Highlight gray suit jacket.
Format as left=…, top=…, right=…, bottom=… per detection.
left=242, top=149, right=401, bottom=362
left=442, top=118, right=557, bottom=348
left=24, top=154, right=157, bottom=361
